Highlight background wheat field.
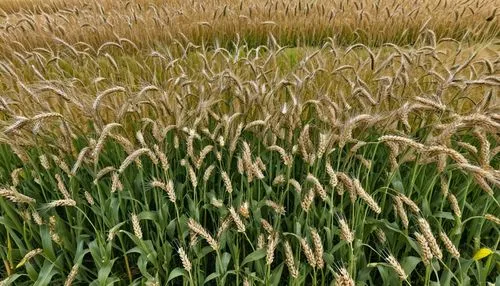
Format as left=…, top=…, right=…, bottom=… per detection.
left=0, top=0, right=499, bottom=285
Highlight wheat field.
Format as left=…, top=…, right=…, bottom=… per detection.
left=0, top=0, right=499, bottom=285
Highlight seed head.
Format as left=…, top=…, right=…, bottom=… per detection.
left=260, top=219, right=274, bottom=233
left=288, top=179, right=302, bottom=193
left=447, top=193, right=461, bottom=218
left=301, top=188, right=315, bottom=212
left=188, top=218, right=218, bottom=251
left=385, top=254, right=407, bottom=280
left=237, top=157, right=244, bottom=174
left=185, top=161, right=198, bottom=189
left=325, top=161, right=338, bottom=188
left=257, top=233, right=266, bottom=249
left=310, top=228, right=324, bottom=269
left=84, top=191, right=94, bottom=205
left=398, top=194, right=420, bottom=214
left=203, top=164, right=216, bottom=182
left=11, top=168, right=22, bottom=187
left=211, top=197, right=223, bottom=208
left=268, top=145, right=292, bottom=166
left=439, top=232, right=460, bottom=258
left=300, top=238, right=316, bottom=268
left=485, top=214, right=500, bottom=225
left=266, top=232, right=279, bottom=265
left=39, top=154, right=50, bottom=170
left=189, top=231, right=199, bottom=247
left=151, top=179, right=176, bottom=204
left=264, top=200, right=285, bottom=215
left=178, top=247, right=192, bottom=273
left=417, top=218, right=442, bottom=260
left=415, top=232, right=433, bottom=266
left=18, top=248, right=43, bottom=267
left=393, top=196, right=409, bottom=229
left=375, top=228, right=386, bottom=244
left=221, top=171, right=233, bottom=193
left=354, top=179, right=381, bottom=214
left=111, top=172, right=123, bottom=192
left=334, top=267, right=355, bottom=286
left=339, top=217, right=354, bottom=244
left=217, top=216, right=233, bottom=239
left=337, top=172, right=356, bottom=203
left=64, top=264, right=79, bottom=286
left=283, top=241, right=299, bottom=278
left=239, top=201, right=250, bottom=218
left=32, top=210, right=43, bottom=225
left=0, top=187, right=36, bottom=204
left=131, top=213, right=142, bottom=239
left=272, top=174, right=286, bottom=186
left=153, top=145, right=169, bottom=171
left=440, top=175, right=449, bottom=196
left=55, top=174, right=71, bottom=199
left=47, top=199, right=76, bottom=208
left=229, top=206, right=245, bottom=232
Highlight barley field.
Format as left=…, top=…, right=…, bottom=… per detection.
left=0, top=0, right=499, bottom=285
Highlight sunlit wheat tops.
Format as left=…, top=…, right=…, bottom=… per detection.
left=283, top=241, right=299, bottom=278
left=301, top=188, right=315, bottom=212
left=84, top=191, right=94, bottom=205
left=47, top=199, right=77, bottom=208
left=264, top=200, right=285, bottom=215
left=414, top=232, right=433, bottom=265
left=131, top=213, right=143, bottom=239
left=64, top=264, right=79, bottom=286
left=338, top=217, right=354, bottom=244
left=221, top=171, right=233, bottom=193
left=447, top=193, right=462, bottom=218
left=266, top=232, right=279, bottom=265
left=260, top=219, right=274, bottom=234
left=353, top=178, right=381, bottom=214
left=417, top=218, right=443, bottom=260
left=178, top=247, right=192, bottom=273
left=55, top=174, right=71, bottom=199
left=0, top=0, right=498, bottom=284
left=394, top=196, right=409, bottom=229
left=307, top=173, right=327, bottom=201
left=229, top=206, right=245, bottom=232
left=310, top=228, right=324, bottom=269
left=439, top=232, right=460, bottom=259
left=239, top=202, right=250, bottom=218
left=0, top=187, right=36, bottom=204
left=334, top=267, right=355, bottom=286
left=385, top=254, right=407, bottom=280
left=217, top=216, right=233, bottom=239
left=119, top=148, right=157, bottom=173
left=485, top=214, right=500, bottom=225
left=151, top=179, right=176, bottom=204
left=300, top=238, right=317, bottom=268
left=398, top=194, right=420, bottom=214
left=188, top=218, right=218, bottom=251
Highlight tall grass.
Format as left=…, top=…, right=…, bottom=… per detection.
left=0, top=0, right=499, bottom=53
left=0, top=0, right=499, bottom=285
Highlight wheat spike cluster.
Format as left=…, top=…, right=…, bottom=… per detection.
left=0, top=0, right=498, bottom=285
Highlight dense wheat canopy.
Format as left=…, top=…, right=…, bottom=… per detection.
left=0, top=0, right=498, bottom=285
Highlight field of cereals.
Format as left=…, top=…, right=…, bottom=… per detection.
left=0, top=0, right=499, bottom=285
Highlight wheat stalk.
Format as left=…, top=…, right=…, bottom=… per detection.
left=300, top=238, right=316, bottom=268
left=415, top=232, right=433, bottom=265
left=178, top=247, right=192, bottom=273
left=417, top=218, right=443, bottom=260
left=188, top=218, right=218, bottom=251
